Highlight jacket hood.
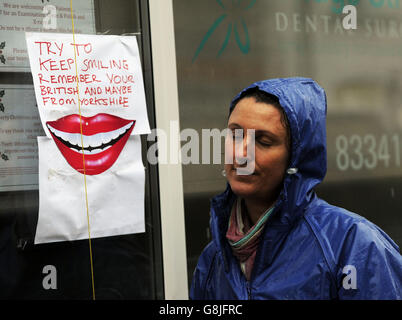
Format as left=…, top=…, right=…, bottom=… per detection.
left=211, top=77, right=328, bottom=252
left=231, top=77, right=328, bottom=211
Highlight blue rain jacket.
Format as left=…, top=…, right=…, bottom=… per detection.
left=190, top=78, right=402, bottom=300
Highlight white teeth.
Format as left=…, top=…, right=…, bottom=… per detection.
left=47, top=121, right=133, bottom=154
left=70, top=134, right=80, bottom=147
left=81, top=145, right=112, bottom=155
left=83, top=135, right=90, bottom=148
left=102, top=133, right=112, bottom=144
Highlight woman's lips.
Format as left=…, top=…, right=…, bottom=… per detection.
left=46, top=114, right=135, bottom=175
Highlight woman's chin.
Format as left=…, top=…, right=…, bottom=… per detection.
left=228, top=180, right=258, bottom=198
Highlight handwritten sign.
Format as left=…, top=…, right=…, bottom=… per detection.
left=25, top=32, right=151, bottom=138
left=25, top=33, right=148, bottom=242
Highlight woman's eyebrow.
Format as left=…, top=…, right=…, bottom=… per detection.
left=228, top=123, right=279, bottom=140
left=255, top=130, right=278, bottom=140
left=228, top=123, right=242, bottom=129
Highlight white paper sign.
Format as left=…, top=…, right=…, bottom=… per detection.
left=25, top=32, right=151, bottom=137
left=35, top=135, right=145, bottom=244
left=0, top=85, right=44, bottom=192
left=25, top=32, right=150, bottom=243
left=0, top=0, right=96, bottom=72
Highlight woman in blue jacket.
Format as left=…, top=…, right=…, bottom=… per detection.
left=190, top=78, right=402, bottom=300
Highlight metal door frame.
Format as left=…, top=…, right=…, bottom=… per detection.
left=148, top=0, right=189, bottom=299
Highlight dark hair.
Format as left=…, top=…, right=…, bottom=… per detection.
left=230, top=87, right=292, bottom=152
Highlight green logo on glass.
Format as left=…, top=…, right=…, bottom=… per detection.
left=192, top=0, right=256, bottom=63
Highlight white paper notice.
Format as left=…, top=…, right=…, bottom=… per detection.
left=25, top=32, right=150, bottom=243
left=0, top=85, right=44, bottom=192
left=25, top=32, right=151, bottom=136
left=0, top=0, right=96, bottom=72
left=35, top=135, right=145, bottom=244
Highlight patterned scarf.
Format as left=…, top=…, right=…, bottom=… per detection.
left=226, top=197, right=274, bottom=281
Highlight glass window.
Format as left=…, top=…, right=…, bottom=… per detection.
left=0, top=0, right=163, bottom=299
left=173, top=0, right=402, bottom=288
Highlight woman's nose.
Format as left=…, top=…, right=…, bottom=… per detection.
left=235, top=130, right=255, bottom=164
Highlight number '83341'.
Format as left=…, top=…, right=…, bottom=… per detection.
left=335, top=134, right=401, bottom=171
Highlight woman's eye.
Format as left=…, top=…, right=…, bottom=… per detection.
left=258, top=139, right=272, bottom=146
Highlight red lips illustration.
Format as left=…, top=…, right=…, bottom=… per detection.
left=46, top=114, right=135, bottom=175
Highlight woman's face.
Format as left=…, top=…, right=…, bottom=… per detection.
left=224, top=97, right=290, bottom=204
